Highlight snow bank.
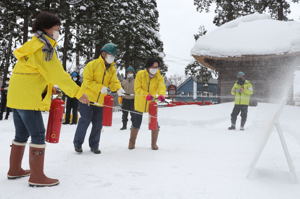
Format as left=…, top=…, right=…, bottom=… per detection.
left=1, top=103, right=300, bottom=198
left=191, top=13, right=300, bottom=57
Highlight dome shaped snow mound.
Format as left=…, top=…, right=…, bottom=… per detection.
left=220, top=13, right=271, bottom=29
left=191, top=13, right=300, bottom=57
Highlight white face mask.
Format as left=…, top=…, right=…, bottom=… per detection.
left=127, top=74, right=134, bottom=79
left=72, top=77, right=78, bottom=81
left=52, top=30, right=60, bottom=40
left=149, top=68, right=158, bottom=75
left=105, top=54, right=115, bottom=64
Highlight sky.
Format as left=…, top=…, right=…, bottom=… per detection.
left=157, top=0, right=300, bottom=76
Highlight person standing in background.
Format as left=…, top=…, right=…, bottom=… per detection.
left=63, top=71, right=81, bottom=125
left=120, top=66, right=135, bottom=130
left=228, top=71, right=253, bottom=131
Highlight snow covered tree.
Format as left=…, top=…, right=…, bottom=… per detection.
left=185, top=61, right=212, bottom=84
left=167, top=74, right=185, bottom=87
left=194, top=25, right=207, bottom=41
left=64, top=0, right=167, bottom=74
left=109, top=0, right=166, bottom=73
left=194, top=0, right=255, bottom=26
left=0, top=0, right=167, bottom=76
left=254, top=0, right=300, bottom=21
left=194, top=0, right=300, bottom=26
left=185, top=25, right=214, bottom=81
left=0, top=0, right=22, bottom=85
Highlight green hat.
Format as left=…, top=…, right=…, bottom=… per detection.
left=126, top=66, right=135, bottom=73
left=237, top=71, right=245, bottom=78
left=101, top=43, right=118, bottom=56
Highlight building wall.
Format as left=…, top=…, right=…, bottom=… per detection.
left=175, top=78, right=219, bottom=102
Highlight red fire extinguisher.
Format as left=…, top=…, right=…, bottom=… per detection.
left=149, top=101, right=158, bottom=130
left=46, top=98, right=65, bottom=143
left=102, top=95, right=114, bottom=126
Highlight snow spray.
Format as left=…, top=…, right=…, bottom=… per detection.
left=247, top=58, right=299, bottom=182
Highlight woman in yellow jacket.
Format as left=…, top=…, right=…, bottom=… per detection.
left=6, top=11, right=89, bottom=187
left=129, top=58, right=166, bottom=150
left=73, top=43, right=125, bottom=154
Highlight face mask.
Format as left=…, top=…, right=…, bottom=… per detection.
left=105, top=54, right=115, bottom=64
left=149, top=68, right=158, bottom=75
left=237, top=78, right=245, bottom=85
left=52, top=30, right=60, bottom=40
left=72, top=77, right=78, bottom=81
left=127, top=74, right=134, bottom=79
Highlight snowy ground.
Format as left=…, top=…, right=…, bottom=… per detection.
left=1, top=103, right=300, bottom=199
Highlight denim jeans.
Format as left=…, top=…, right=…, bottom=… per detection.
left=13, top=109, right=46, bottom=144
left=73, top=103, right=103, bottom=149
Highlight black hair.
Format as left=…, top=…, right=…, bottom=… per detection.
left=32, top=11, right=61, bottom=33
left=145, top=58, right=160, bottom=68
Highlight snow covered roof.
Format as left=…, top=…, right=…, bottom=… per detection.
left=191, top=14, right=300, bottom=57
left=177, top=76, right=218, bottom=91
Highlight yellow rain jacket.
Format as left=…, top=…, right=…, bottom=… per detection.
left=231, top=80, right=253, bottom=105
left=80, top=56, right=121, bottom=106
left=7, top=35, right=83, bottom=111
left=134, top=69, right=166, bottom=113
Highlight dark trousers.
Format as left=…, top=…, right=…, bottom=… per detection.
left=73, top=103, right=103, bottom=149
left=131, top=111, right=143, bottom=129
left=0, top=94, right=11, bottom=120
left=121, top=99, right=134, bottom=126
left=0, top=106, right=10, bottom=120
left=13, top=109, right=45, bottom=144
left=65, top=97, right=79, bottom=124
left=231, top=104, right=248, bottom=127
left=131, top=111, right=160, bottom=130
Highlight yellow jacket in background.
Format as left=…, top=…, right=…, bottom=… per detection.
left=80, top=56, right=121, bottom=106
left=7, top=35, right=83, bottom=111
left=134, top=69, right=166, bottom=113
left=231, top=80, right=253, bottom=105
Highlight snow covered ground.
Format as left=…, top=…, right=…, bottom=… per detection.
left=1, top=103, right=300, bottom=199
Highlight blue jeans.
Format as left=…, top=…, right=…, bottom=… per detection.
left=13, top=109, right=46, bottom=144
left=73, top=103, right=103, bottom=149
